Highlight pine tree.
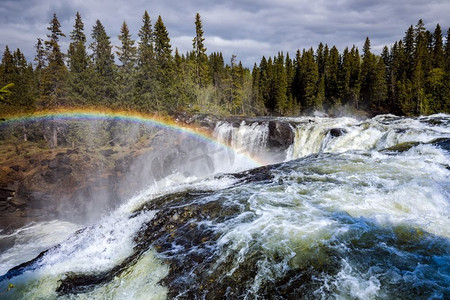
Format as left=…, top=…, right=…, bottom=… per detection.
left=302, top=48, right=320, bottom=110
left=41, top=13, right=68, bottom=109
left=192, top=13, right=209, bottom=87
left=413, top=19, right=429, bottom=114
left=135, top=10, right=156, bottom=112
left=45, top=13, right=65, bottom=66
left=432, top=24, right=444, bottom=69
left=230, top=55, right=244, bottom=114
left=326, top=46, right=340, bottom=106
left=443, top=27, right=450, bottom=112
left=360, top=37, right=377, bottom=110
left=349, top=46, right=361, bottom=108
left=67, top=12, right=91, bottom=105
left=138, top=11, right=154, bottom=68
left=116, top=21, right=137, bottom=71
left=274, top=52, right=288, bottom=114
left=90, top=19, right=116, bottom=106
left=153, top=16, right=174, bottom=112
left=116, top=20, right=137, bottom=108
left=403, top=25, right=415, bottom=80
left=68, top=12, right=88, bottom=73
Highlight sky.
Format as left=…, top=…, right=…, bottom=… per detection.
left=0, top=0, right=449, bottom=67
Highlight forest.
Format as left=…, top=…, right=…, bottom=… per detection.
left=0, top=11, right=449, bottom=118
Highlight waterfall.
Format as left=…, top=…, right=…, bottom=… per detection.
left=213, top=121, right=269, bottom=156
left=1, top=114, right=449, bottom=299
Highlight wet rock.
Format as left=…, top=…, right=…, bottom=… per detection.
left=268, top=121, right=294, bottom=149
left=329, top=128, right=347, bottom=138
left=0, top=188, right=14, bottom=202
left=382, top=142, right=420, bottom=153
left=431, top=138, right=450, bottom=152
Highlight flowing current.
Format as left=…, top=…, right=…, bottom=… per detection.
left=0, top=114, right=449, bottom=299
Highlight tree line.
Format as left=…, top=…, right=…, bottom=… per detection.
left=0, top=12, right=449, bottom=118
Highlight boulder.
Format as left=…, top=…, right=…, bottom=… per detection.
left=267, top=121, right=294, bottom=150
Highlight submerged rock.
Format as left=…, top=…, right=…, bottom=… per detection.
left=329, top=128, right=347, bottom=138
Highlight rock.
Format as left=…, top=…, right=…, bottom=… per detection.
left=40, top=159, right=50, bottom=166
left=8, top=198, right=27, bottom=209
left=268, top=121, right=294, bottom=149
left=66, top=149, right=79, bottom=155
left=100, top=149, right=117, bottom=157
left=430, top=138, right=450, bottom=152
left=329, top=128, right=347, bottom=138
left=10, top=165, right=20, bottom=172
left=0, top=188, right=15, bottom=201
left=382, top=142, right=419, bottom=152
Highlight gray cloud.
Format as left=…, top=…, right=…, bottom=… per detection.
left=0, top=0, right=448, bottom=67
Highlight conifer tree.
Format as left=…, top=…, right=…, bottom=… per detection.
left=68, top=12, right=88, bottom=72
left=360, top=37, right=377, bottom=110
left=41, top=13, right=68, bottom=109
left=274, top=52, right=288, bottom=114
left=230, top=55, right=244, bottom=114
left=67, top=12, right=91, bottom=104
left=117, top=21, right=137, bottom=71
left=34, top=38, right=45, bottom=92
left=432, top=24, right=444, bottom=69
left=116, top=20, right=137, bottom=108
left=326, top=46, right=340, bottom=104
left=135, top=10, right=156, bottom=111
left=413, top=19, right=429, bottom=114
left=90, top=19, right=116, bottom=105
left=192, top=13, right=209, bottom=87
left=153, top=16, right=174, bottom=111
left=301, top=48, right=320, bottom=110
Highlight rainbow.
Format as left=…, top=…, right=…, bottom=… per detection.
left=0, top=108, right=265, bottom=167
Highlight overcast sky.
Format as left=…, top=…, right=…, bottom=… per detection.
left=0, top=0, right=449, bottom=67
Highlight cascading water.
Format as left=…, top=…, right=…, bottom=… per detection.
left=213, top=120, right=269, bottom=156
left=0, top=114, right=449, bottom=299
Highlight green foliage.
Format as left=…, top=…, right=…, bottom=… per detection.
left=192, top=13, right=209, bottom=87
left=90, top=19, right=116, bottom=106
left=1, top=14, right=448, bottom=120
left=0, top=83, right=14, bottom=103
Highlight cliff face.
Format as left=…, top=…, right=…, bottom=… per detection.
left=0, top=116, right=301, bottom=230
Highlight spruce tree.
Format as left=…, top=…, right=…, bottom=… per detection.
left=432, top=24, right=444, bottom=69
left=67, top=12, right=91, bottom=104
left=153, top=16, right=174, bottom=112
left=302, top=48, right=320, bottom=110
left=90, top=19, right=116, bottom=105
left=192, top=13, right=209, bottom=87
left=360, top=37, right=377, bottom=110
left=116, top=20, right=137, bottom=108
left=135, top=10, right=156, bottom=111
left=41, top=13, right=68, bottom=109
left=413, top=19, right=429, bottom=114
left=68, top=12, right=88, bottom=73
left=117, top=21, right=137, bottom=71
left=274, top=52, right=288, bottom=114
left=326, top=46, right=340, bottom=105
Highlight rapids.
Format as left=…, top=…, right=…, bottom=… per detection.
left=0, top=114, right=449, bottom=299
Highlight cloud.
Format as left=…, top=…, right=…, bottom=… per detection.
left=0, top=0, right=448, bottom=68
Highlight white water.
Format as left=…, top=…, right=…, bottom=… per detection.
left=214, top=120, right=269, bottom=156
left=0, top=114, right=449, bottom=299
left=286, top=114, right=450, bottom=159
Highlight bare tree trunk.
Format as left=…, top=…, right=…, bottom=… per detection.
left=51, top=122, right=58, bottom=148
left=22, top=123, right=27, bottom=142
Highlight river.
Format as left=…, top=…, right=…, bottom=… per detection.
left=0, top=114, right=449, bottom=299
